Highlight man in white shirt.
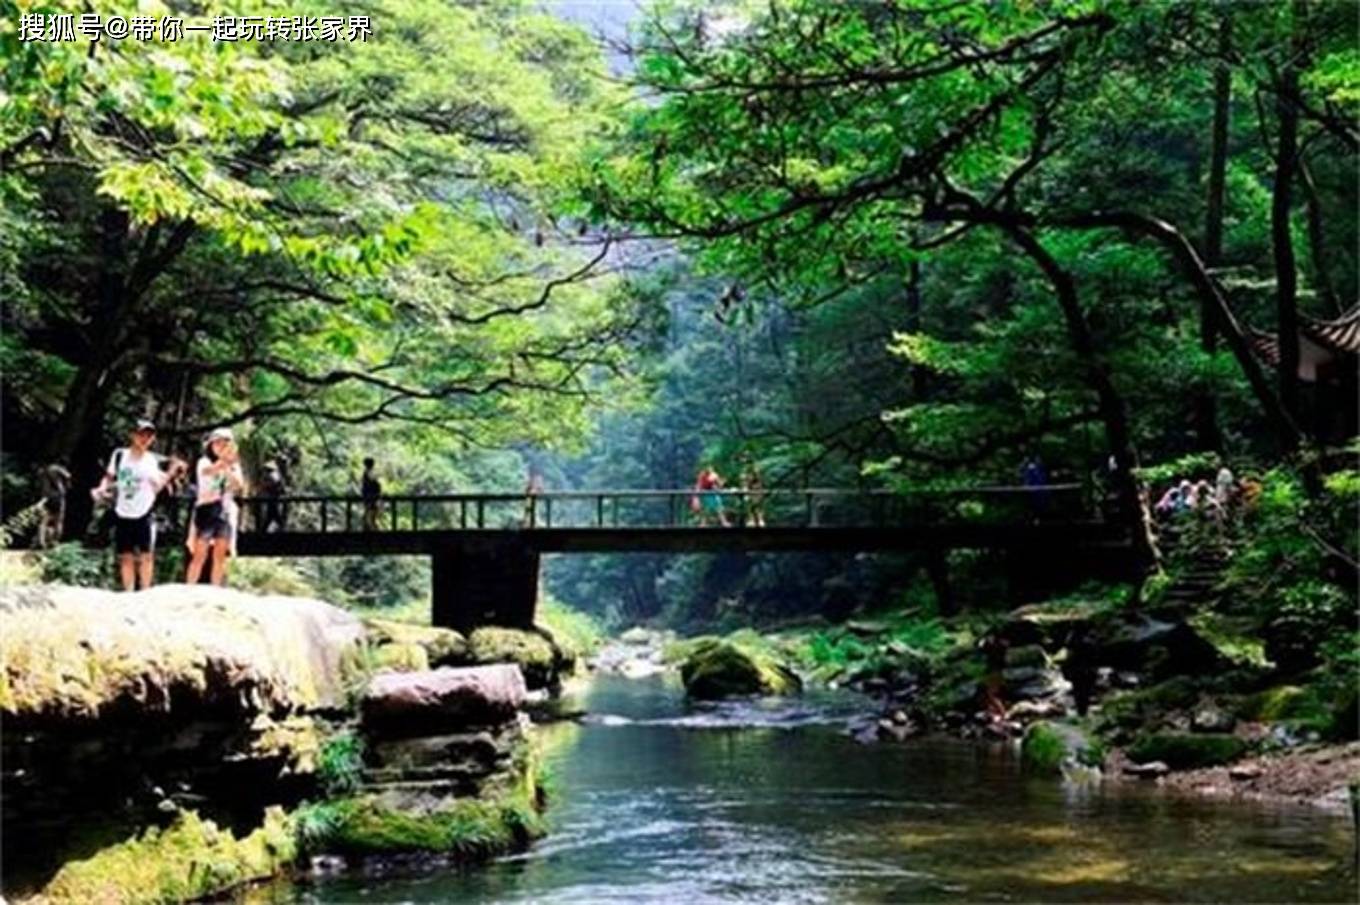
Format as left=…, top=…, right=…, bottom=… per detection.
left=90, top=419, right=186, bottom=591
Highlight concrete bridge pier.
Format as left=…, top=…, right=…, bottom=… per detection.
left=431, top=539, right=540, bottom=635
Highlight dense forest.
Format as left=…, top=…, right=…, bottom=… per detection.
left=3, top=0, right=1357, bottom=628
left=3, top=2, right=1359, bottom=902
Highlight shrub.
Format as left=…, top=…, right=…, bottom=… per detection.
left=229, top=558, right=318, bottom=598
left=39, top=542, right=107, bottom=586
left=1021, top=723, right=1067, bottom=774
left=316, top=731, right=365, bottom=797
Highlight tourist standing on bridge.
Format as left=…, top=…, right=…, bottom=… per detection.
left=186, top=428, right=245, bottom=586
left=740, top=454, right=766, bottom=528
left=362, top=457, right=382, bottom=531
left=89, top=419, right=187, bottom=591
left=693, top=465, right=730, bottom=527
left=1019, top=453, right=1050, bottom=522
left=259, top=460, right=289, bottom=533
left=522, top=465, right=545, bottom=527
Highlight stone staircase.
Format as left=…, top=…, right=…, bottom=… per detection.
left=1155, top=526, right=1229, bottom=613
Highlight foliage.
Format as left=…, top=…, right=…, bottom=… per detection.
left=3, top=0, right=640, bottom=536
left=1222, top=466, right=1357, bottom=674
left=316, top=731, right=365, bottom=798
left=538, top=597, right=605, bottom=661
left=1020, top=722, right=1068, bottom=775
left=227, top=558, right=318, bottom=599
left=38, top=542, right=108, bottom=587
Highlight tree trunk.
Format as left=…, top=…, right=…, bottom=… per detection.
left=1196, top=10, right=1231, bottom=452
left=1298, top=158, right=1342, bottom=315
left=1000, top=225, right=1158, bottom=571
left=46, top=206, right=132, bottom=538
left=1271, top=1, right=1304, bottom=434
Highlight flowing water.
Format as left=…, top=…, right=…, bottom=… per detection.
left=288, top=673, right=1355, bottom=903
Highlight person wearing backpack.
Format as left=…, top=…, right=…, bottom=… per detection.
left=89, top=419, right=187, bottom=591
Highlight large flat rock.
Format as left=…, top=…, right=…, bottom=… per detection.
left=361, top=665, right=527, bottom=736
left=0, top=584, right=366, bottom=723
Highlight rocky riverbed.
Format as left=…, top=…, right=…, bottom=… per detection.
left=592, top=608, right=1359, bottom=817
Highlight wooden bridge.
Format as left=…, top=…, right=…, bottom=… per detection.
left=210, top=485, right=1130, bottom=632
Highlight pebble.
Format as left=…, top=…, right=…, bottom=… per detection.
left=1228, top=764, right=1263, bottom=781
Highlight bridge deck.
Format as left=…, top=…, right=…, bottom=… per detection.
left=211, top=484, right=1125, bottom=556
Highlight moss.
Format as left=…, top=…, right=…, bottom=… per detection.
left=364, top=619, right=467, bottom=668
left=37, top=807, right=296, bottom=904
left=1021, top=722, right=1067, bottom=775
left=1096, top=677, right=1202, bottom=735
left=370, top=641, right=431, bottom=673
left=467, top=627, right=557, bottom=688
left=1126, top=733, right=1247, bottom=769
left=297, top=738, right=545, bottom=861
left=678, top=640, right=802, bottom=699
left=661, top=634, right=722, bottom=665
left=1188, top=613, right=1270, bottom=669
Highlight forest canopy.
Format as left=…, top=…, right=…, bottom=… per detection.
left=2, top=0, right=1356, bottom=616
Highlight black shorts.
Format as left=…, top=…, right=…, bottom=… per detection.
left=193, top=503, right=234, bottom=542
left=114, top=514, right=156, bottom=554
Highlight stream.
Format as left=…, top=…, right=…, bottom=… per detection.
left=288, top=672, right=1355, bottom=903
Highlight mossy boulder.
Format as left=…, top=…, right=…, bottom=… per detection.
left=1126, top=732, right=1247, bottom=770
left=661, top=634, right=722, bottom=665
left=0, top=584, right=365, bottom=722
left=678, top=640, right=802, bottom=699
left=364, top=619, right=467, bottom=671
left=467, top=627, right=557, bottom=689
left=296, top=733, right=544, bottom=861
left=34, top=807, right=295, bottom=904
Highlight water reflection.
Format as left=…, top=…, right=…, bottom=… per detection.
left=288, top=674, right=1355, bottom=904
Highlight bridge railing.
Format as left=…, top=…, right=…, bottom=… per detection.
left=231, top=484, right=1091, bottom=535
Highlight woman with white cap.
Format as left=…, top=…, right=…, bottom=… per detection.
left=186, top=427, right=245, bottom=586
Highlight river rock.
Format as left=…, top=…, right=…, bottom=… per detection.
left=0, top=583, right=366, bottom=721
left=1123, top=760, right=1170, bottom=778
left=364, top=619, right=468, bottom=670
left=360, top=665, right=527, bottom=737
left=1191, top=702, right=1236, bottom=733
left=619, top=626, right=656, bottom=646
left=467, top=627, right=560, bottom=689
left=1229, top=764, right=1264, bottom=781
left=1126, top=732, right=1247, bottom=770
left=678, top=640, right=802, bottom=700
left=1092, top=613, right=1224, bottom=681
left=1007, top=699, right=1065, bottom=722
left=1003, top=666, right=1071, bottom=702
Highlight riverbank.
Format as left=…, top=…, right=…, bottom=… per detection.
left=610, top=604, right=1359, bottom=816
left=0, top=584, right=580, bottom=903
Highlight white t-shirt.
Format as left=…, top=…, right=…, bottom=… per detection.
left=106, top=448, right=167, bottom=519
left=196, top=457, right=244, bottom=507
